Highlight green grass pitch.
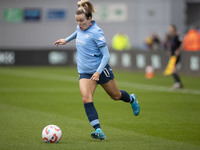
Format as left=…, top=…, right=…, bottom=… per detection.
left=0, top=66, right=200, bottom=150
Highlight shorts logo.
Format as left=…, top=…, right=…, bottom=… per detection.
left=85, top=34, right=89, bottom=38
left=103, top=68, right=110, bottom=77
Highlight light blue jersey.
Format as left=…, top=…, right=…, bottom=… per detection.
left=66, top=21, right=110, bottom=74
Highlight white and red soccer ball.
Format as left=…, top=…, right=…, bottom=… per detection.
left=42, top=125, right=62, bottom=143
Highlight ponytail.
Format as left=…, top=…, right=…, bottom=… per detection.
left=76, top=0, right=95, bottom=19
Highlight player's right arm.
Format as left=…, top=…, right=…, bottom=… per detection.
left=54, top=31, right=77, bottom=47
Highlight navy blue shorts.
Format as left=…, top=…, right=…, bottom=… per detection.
left=79, top=64, right=114, bottom=84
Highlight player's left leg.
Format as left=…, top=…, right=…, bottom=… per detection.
left=101, top=79, right=140, bottom=116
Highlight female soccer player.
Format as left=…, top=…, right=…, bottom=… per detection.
left=54, top=0, right=140, bottom=140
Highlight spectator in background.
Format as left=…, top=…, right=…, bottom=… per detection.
left=151, top=33, right=161, bottom=51
left=182, top=26, right=200, bottom=51
left=167, top=24, right=183, bottom=89
left=163, top=34, right=171, bottom=50
left=112, top=32, right=131, bottom=51
left=145, top=36, right=153, bottom=51
left=145, top=32, right=161, bottom=51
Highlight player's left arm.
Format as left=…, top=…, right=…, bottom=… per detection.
left=90, top=46, right=110, bottom=81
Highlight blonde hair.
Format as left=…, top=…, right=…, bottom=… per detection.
left=76, top=0, right=95, bottom=19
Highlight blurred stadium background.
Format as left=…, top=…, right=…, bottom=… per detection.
left=1, top=0, right=200, bottom=48
left=0, top=0, right=200, bottom=75
left=0, top=0, right=200, bottom=150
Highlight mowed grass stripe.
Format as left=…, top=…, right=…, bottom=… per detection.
left=1, top=103, right=200, bottom=150
left=0, top=87, right=80, bottom=93
left=0, top=68, right=200, bottom=95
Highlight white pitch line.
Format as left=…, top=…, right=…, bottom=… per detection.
left=0, top=69, right=200, bottom=95
left=118, top=81, right=200, bottom=95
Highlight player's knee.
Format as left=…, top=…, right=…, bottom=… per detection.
left=82, top=96, right=93, bottom=104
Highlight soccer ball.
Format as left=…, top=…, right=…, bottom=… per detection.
left=42, top=125, right=62, bottom=143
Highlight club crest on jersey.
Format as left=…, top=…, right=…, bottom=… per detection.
left=85, top=34, right=89, bottom=38
left=99, top=36, right=105, bottom=41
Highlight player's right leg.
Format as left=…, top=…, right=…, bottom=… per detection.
left=79, top=78, right=106, bottom=140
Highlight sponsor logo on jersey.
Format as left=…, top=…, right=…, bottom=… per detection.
left=77, top=39, right=86, bottom=45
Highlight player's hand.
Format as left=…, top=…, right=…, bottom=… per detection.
left=175, top=50, right=180, bottom=56
left=90, top=72, right=100, bottom=81
left=54, top=39, right=67, bottom=47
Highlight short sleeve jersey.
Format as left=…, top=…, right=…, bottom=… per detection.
left=76, top=21, right=107, bottom=74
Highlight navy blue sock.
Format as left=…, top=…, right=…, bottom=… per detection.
left=120, top=90, right=133, bottom=103
left=84, top=102, right=101, bottom=130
